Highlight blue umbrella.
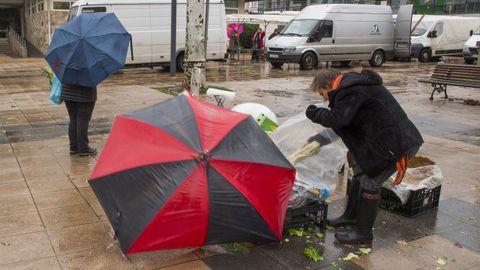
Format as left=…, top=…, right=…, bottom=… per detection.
left=46, top=13, right=132, bottom=88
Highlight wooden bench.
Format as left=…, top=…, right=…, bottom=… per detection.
left=418, top=63, right=480, bottom=100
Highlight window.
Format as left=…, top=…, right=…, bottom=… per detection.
left=67, top=6, right=78, bottom=21
left=53, top=1, right=76, bottom=11
left=81, top=6, right=107, bottom=13
left=318, top=20, right=333, bottom=38
left=433, top=22, right=443, bottom=36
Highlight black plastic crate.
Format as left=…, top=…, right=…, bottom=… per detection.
left=283, top=201, right=328, bottom=234
left=347, top=178, right=441, bottom=218
left=379, top=185, right=441, bottom=217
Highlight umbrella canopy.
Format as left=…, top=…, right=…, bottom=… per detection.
left=227, top=23, right=244, bottom=37
left=88, top=94, right=296, bottom=254
left=45, top=13, right=131, bottom=88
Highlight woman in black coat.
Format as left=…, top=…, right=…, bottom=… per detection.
left=61, top=83, right=97, bottom=156
left=306, top=69, right=423, bottom=245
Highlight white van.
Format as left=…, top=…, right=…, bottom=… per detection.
left=265, top=4, right=413, bottom=70
left=463, top=25, right=480, bottom=64
left=68, top=0, right=228, bottom=72
left=410, top=15, right=480, bottom=62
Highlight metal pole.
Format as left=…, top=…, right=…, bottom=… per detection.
left=170, top=0, right=177, bottom=76
left=204, top=0, right=210, bottom=59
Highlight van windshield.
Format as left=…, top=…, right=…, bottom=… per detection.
left=474, top=26, right=480, bottom=35
left=280, top=19, right=318, bottom=36
left=68, top=6, right=78, bottom=21
left=411, top=20, right=433, bottom=37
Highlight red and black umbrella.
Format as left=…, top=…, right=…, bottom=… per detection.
left=88, top=94, right=296, bottom=254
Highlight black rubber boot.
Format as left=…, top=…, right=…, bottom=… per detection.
left=335, top=191, right=380, bottom=245
left=327, top=178, right=361, bottom=228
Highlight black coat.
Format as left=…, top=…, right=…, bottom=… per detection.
left=61, top=83, right=97, bottom=103
left=307, top=70, right=423, bottom=178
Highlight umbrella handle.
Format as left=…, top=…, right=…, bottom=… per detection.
left=130, top=36, right=134, bottom=61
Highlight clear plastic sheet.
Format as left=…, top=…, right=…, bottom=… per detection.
left=383, top=165, right=443, bottom=205
left=271, top=108, right=348, bottom=207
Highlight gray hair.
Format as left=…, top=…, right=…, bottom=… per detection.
left=309, top=69, right=342, bottom=92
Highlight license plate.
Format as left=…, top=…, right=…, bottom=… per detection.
left=270, top=53, right=279, bottom=59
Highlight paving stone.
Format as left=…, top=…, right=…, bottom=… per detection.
left=0, top=257, right=61, bottom=270
left=438, top=224, right=480, bottom=253
left=47, top=222, right=112, bottom=255
left=0, top=195, right=36, bottom=216
left=27, top=178, right=75, bottom=194
left=39, top=204, right=99, bottom=230
left=33, top=189, right=86, bottom=210
left=162, top=260, right=211, bottom=270
left=202, top=248, right=288, bottom=270
left=59, top=245, right=198, bottom=270
left=0, top=212, right=44, bottom=237
left=0, top=182, right=29, bottom=199
left=395, top=235, right=480, bottom=269
left=0, top=232, right=55, bottom=266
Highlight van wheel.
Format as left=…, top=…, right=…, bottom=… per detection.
left=465, top=58, right=474, bottom=65
left=418, top=49, right=431, bottom=62
left=341, top=61, right=352, bottom=67
left=300, top=52, right=317, bottom=70
left=369, top=50, right=385, bottom=67
left=271, top=62, right=284, bottom=68
left=176, top=53, right=185, bottom=72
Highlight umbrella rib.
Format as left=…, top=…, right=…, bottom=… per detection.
left=47, top=29, right=81, bottom=53
left=55, top=41, right=82, bottom=80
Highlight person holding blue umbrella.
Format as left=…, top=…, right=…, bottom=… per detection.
left=46, top=12, right=131, bottom=156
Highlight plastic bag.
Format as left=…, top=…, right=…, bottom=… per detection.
left=271, top=108, right=348, bottom=206
left=383, top=165, right=443, bottom=205
left=49, top=75, right=63, bottom=105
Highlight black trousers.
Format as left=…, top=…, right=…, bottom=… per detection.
left=64, top=100, right=95, bottom=153
left=348, top=147, right=419, bottom=193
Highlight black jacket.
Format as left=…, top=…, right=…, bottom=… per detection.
left=61, top=83, right=97, bottom=102
left=307, top=70, right=423, bottom=178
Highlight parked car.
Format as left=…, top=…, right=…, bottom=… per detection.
left=410, top=15, right=480, bottom=62
left=265, top=4, right=413, bottom=70
left=463, top=25, right=480, bottom=64
left=68, top=0, right=228, bottom=72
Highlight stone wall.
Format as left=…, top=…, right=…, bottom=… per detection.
left=25, top=10, right=68, bottom=53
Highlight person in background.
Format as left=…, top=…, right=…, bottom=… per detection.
left=229, top=27, right=240, bottom=64
left=251, top=27, right=265, bottom=61
left=62, top=83, right=97, bottom=157
left=305, top=68, right=423, bottom=245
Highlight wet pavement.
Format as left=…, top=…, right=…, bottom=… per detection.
left=0, top=52, right=479, bottom=269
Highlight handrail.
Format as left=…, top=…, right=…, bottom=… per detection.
left=7, top=26, right=27, bottom=57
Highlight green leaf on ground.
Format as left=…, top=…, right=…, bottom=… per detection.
left=306, top=240, right=313, bottom=244
left=315, top=232, right=324, bottom=238
left=436, top=257, right=447, bottom=266
left=326, top=225, right=335, bottom=231
left=359, top=248, right=371, bottom=255
left=288, top=228, right=305, bottom=237
left=304, top=246, right=324, bottom=262
left=331, top=261, right=338, bottom=267
left=224, top=243, right=251, bottom=254
left=343, top=253, right=359, bottom=261
left=468, top=217, right=476, bottom=221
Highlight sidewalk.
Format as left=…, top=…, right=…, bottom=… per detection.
left=0, top=54, right=479, bottom=269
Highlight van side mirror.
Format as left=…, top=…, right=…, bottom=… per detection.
left=470, top=30, right=474, bottom=36
left=428, top=30, right=437, bottom=38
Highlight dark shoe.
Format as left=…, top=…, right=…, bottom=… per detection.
left=70, top=150, right=78, bottom=155
left=328, top=177, right=361, bottom=228
left=334, top=191, right=380, bottom=245
left=79, top=148, right=97, bottom=157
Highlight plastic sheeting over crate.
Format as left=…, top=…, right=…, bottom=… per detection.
left=271, top=110, right=347, bottom=207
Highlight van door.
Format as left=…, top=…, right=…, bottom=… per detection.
left=394, top=4, right=413, bottom=58
left=310, top=20, right=334, bottom=61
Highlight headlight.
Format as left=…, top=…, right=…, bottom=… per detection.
left=283, top=47, right=296, bottom=53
